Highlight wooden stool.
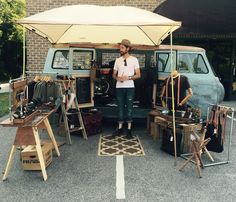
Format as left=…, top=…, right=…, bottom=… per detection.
left=179, top=128, right=211, bottom=178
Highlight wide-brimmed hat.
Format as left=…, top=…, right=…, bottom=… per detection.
left=119, top=39, right=131, bottom=47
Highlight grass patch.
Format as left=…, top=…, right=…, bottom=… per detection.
left=0, top=93, right=9, bottom=117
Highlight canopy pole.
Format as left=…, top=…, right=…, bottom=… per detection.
left=170, top=30, right=177, bottom=166
left=22, top=27, right=26, bottom=78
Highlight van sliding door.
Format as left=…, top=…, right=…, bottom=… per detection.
left=70, top=48, right=96, bottom=108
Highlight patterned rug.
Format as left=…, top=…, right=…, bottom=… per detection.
left=98, top=135, right=145, bottom=156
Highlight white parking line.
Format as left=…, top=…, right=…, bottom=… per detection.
left=116, top=155, right=125, bottom=199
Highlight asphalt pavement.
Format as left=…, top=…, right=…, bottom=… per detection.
left=0, top=112, right=235, bottom=202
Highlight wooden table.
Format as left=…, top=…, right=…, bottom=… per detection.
left=147, top=110, right=203, bottom=154
left=0, top=109, right=60, bottom=181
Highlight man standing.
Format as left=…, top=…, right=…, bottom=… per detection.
left=112, top=39, right=141, bottom=139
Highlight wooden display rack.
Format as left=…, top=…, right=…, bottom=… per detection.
left=0, top=109, right=60, bottom=181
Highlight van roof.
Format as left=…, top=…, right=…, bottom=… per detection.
left=53, top=43, right=205, bottom=52
left=158, top=45, right=205, bottom=52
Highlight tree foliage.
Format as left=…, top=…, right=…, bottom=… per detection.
left=0, top=0, right=26, bottom=80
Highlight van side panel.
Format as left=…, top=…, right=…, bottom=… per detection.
left=156, top=50, right=225, bottom=118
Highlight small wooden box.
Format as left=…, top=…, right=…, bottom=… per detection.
left=13, top=110, right=39, bottom=124
left=21, top=143, right=52, bottom=171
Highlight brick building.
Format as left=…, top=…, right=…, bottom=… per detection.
left=26, top=0, right=164, bottom=71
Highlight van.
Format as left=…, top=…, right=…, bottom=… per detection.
left=43, top=44, right=224, bottom=119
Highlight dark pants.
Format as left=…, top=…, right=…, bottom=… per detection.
left=116, top=88, right=135, bottom=123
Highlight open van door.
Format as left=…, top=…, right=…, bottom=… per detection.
left=155, top=46, right=225, bottom=118
left=70, top=47, right=95, bottom=108
left=43, top=47, right=96, bottom=108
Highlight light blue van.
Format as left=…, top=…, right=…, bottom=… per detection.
left=43, top=44, right=224, bottom=119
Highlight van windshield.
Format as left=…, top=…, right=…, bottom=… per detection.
left=157, top=52, right=209, bottom=74
left=177, top=53, right=209, bottom=74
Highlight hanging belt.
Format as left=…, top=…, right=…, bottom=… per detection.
left=62, top=79, right=71, bottom=109
left=220, top=109, right=227, bottom=143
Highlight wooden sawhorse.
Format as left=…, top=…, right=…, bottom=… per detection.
left=1, top=110, right=60, bottom=181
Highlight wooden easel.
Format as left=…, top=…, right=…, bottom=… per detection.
left=1, top=109, right=60, bottom=181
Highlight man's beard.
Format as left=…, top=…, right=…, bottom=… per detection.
left=120, top=50, right=128, bottom=56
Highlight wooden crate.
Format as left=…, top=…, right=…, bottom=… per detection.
left=147, top=110, right=162, bottom=132
left=150, top=122, right=163, bottom=140
left=21, top=143, right=52, bottom=171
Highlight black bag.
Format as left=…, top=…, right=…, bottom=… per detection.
left=67, top=108, right=80, bottom=135
left=161, top=128, right=182, bottom=157
left=205, top=123, right=223, bottom=153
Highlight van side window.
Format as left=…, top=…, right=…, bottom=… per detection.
left=157, top=53, right=169, bottom=72
left=177, top=53, right=208, bottom=74
left=73, top=50, right=93, bottom=70
left=157, top=52, right=176, bottom=72
left=52, top=50, right=69, bottom=69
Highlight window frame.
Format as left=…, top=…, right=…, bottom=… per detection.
left=156, top=51, right=177, bottom=73
left=51, top=50, right=70, bottom=70
left=72, top=49, right=94, bottom=70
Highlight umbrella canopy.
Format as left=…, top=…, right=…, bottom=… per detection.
left=17, top=5, right=181, bottom=45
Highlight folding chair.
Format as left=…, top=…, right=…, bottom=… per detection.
left=179, top=127, right=211, bottom=178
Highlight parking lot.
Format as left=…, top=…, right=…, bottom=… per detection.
left=0, top=107, right=235, bottom=202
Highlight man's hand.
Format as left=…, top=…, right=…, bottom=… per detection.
left=117, top=75, right=129, bottom=82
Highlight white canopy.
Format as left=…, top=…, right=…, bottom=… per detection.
left=18, top=5, right=181, bottom=46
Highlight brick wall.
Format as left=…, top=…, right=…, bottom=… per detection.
left=26, top=0, right=164, bottom=71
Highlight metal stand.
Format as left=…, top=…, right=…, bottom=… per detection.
left=180, top=104, right=234, bottom=168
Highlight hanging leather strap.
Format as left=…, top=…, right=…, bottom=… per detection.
left=221, top=109, right=227, bottom=143
left=206, top=107, right=214, bottom=126
left=165, top=75, right=181, bottom=107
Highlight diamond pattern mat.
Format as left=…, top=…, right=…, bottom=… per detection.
left=98, top=135, right=145, bottom=156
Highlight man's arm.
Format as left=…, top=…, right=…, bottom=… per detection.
left=179, top=88, right=193, bottom=106
left=160, top=85, right=166, bottom=107
left=115, top=68, right=141, bottom=82
left=113, top=69, right=123, bottom=82
left=112, top=69, right=118, bottom=80
left=129, top=68, right=141, bottom=80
